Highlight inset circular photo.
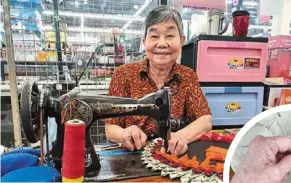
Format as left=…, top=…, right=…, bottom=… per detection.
left=224, top=104, right=291, bottom=183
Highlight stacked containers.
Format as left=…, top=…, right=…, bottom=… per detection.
left=181, top=35, right=268, bottom=127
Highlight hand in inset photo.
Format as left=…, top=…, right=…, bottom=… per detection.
left=229, top=110, right=291, bottom=183
left=231, top=136, right=291, bottom=183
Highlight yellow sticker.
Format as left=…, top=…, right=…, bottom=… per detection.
left=228, top=58, right=244, bottom=71
left=225, top=102, right=241, bottom=114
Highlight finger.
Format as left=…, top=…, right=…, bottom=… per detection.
left=122, top=129, right=135, bottom=151
left=131, top=128, right=142, bottom=150
left=123, top=138, right=135, bottom=151
left=139, top=130, right=147, bottom=146
left=160, top=147, right=166, bottom=154
left=178, top=144, right=188, bottom=156
left=195, top=133, right=204, bottom=140
left=269, top=136, right=291, bottom=153
left=168, top=139, right=178, bottom=154
left=271, top=155, right=291, bottom=180
left=173, top=140, right=185, bottom=156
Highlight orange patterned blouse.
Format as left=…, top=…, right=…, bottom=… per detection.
left=105, top=59, right=211, bottom=137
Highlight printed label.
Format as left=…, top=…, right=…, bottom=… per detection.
left=244, top=58, right=260, bottom=69
left=225, top=102, right=241, bottom=114
left=282, top=39, right=291, bottom=46
left=85, top=153, right=92, bottom=167
left=228, top=58, right=243, bottom=71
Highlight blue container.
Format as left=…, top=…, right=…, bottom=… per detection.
left=201, top=86, right=264, bottom=126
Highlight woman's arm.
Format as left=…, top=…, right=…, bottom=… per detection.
left=105, top=124, right=125, bottom=143
left=167, top=115, right=212, bottom=155
left=104, top=65, right=147, bottom=150
left=104, top=66, right=128, bottom=142
left=166, top=71, right=212, bottom=155
left=175, top=115, right=212, bottom=144
left=176, top=71, right=212, bottom=144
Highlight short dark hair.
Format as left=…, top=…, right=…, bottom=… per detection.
left=144, top=6, right=184, bottom=38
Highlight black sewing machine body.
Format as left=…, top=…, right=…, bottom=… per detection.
left=20, top=81, right=171, bottom=177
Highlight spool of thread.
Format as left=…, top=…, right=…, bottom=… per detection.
left=62, top=119, right=85, bottom=182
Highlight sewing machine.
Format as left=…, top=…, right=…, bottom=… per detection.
left=20, top=81, right=171, bottom=177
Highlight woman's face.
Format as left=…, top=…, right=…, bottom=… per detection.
left=144, top=20, right=185, bottom=68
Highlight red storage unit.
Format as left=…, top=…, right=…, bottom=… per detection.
left=268, top=35, right=291, bottom=78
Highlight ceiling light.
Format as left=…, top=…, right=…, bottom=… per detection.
left=122, top=0, right=151, bottom=30
left=43, top=10, right=145, bottom=21
left=75, top=1, right=79, bottom=7
left=43, top=25, right=143, bottom=35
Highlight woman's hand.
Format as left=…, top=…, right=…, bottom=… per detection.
left=169, top=132, right=188, bottom=155
left=121, top=125, right=147, bottom=151
left=161, top=132, right=188, bottom=156
left=231, top=135, right=291, bottom=183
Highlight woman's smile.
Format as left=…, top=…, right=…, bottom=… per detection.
left=154, top=53, right=171, bottom=60
left=154, top=52, right=171, bottom=56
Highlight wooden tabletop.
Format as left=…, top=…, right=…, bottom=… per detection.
left=118, top=168, right=235, bottom=182
left=119, top=176, right=179, bottom=182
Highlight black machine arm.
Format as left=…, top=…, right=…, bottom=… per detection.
left=61, top=88, right=171, bottom=122
left=39, top=83, right=171, bottom=129
left=20, top=81, right=171, bottom=177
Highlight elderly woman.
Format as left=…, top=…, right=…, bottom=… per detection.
left=105, top=6, right=212, bottom=156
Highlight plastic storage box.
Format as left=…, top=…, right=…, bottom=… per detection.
left=201, top=84, right=264, bottom=126
left=182, top=35, right=268, bottom=82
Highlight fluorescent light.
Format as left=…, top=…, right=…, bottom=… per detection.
left=122, top=21, right=133, bottom=30
left=75, top=1, right=79, bottom=8
left=43, top=10, right=145, bottom=21
left=252, top=33, right=264, bottom=37
left=226, top=0, right=258, bottom=6
left=81, top=16, right=84, bottom=29
left=43, top=25, right=143, bottom=35
left=249, top=25, right=271, bottom=29
left=68, top=27, right=112, bottom=33
left=80, top=15, right=84, bottom=37
left=122, top=0, right=151, bottom=30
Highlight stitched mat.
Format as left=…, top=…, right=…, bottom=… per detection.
left=186, top=141, right=230, bottom=162
left=84, top=140, right=230, bottom=182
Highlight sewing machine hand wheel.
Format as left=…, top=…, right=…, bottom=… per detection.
left=20, top=81, right=43, bottom=143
